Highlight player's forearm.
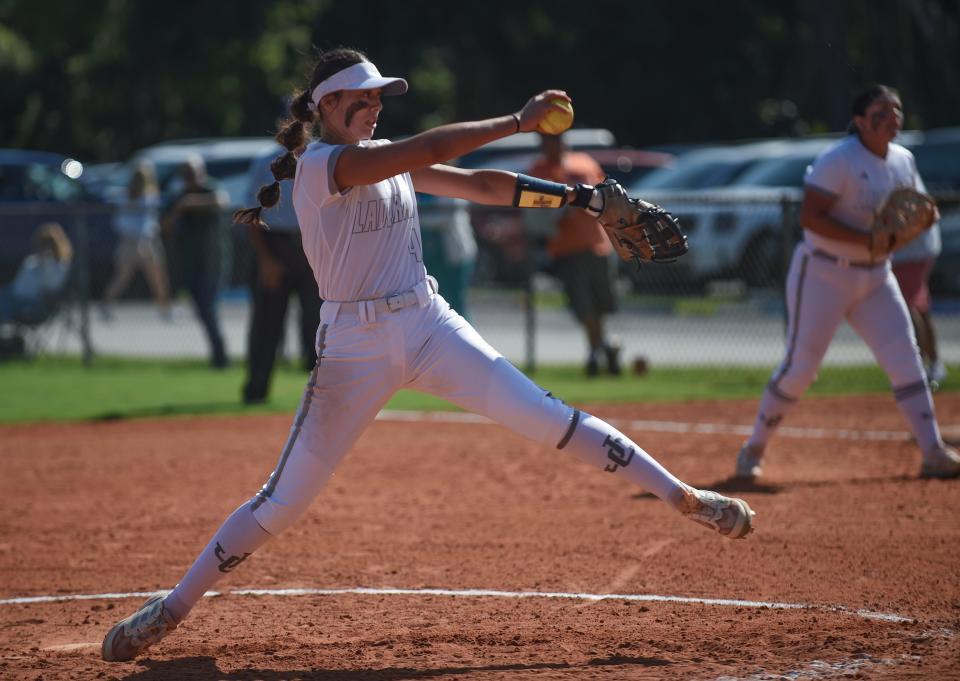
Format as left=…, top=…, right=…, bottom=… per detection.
left=407, top=116, right=519, bottom=168
left=449, top=170, right=588, bottom=208
left=461, top=169, right=515, bottom=205
left=456, top=169, right=550, bottom=206
left=337, top=117, right=518, bottom=189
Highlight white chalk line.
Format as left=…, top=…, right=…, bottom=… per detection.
left=0, top=586, right=912, bottom=623
left=375, top=410, right=936, bottom=443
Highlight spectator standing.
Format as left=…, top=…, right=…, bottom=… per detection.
left=100, top=160, right=172, bottom=321
left=528, top=133, right=621, bottom=376
left=242, top=150, right=323, bottom=404
left=163, top=157, right=230, bottom=369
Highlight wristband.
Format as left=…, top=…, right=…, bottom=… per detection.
left=570, top=183, right=604, bottom=217
left=511, top=113, right=520, bottom=132
left=513, top=173, right=569, bottom=209
left=570, top=182, right=603, bottom=216
left=569, top=183, right=596, bottom=209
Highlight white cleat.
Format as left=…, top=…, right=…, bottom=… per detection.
left=920, top=444, right=960, bottom=479
left=101, top=593, right=177, bottom=662
left=676, top=487, right=756, bottom=539
left=734, top=443, right=764, bottom=482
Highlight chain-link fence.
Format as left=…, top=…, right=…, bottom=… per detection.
left=1, top=192, right=958, bottom=372
left=468, top=190, right=960, bottom=372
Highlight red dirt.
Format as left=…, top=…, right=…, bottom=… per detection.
left=1, top=394, right=959, bottom=680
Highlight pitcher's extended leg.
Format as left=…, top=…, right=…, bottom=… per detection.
left=411, top=312, right=754, bottom=538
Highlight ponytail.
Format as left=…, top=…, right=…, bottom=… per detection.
left=233, top=47, right=368, bottom=228
left=233, top=89, right=316, bottom=228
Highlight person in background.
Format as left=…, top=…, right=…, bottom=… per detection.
left=418, top=193, right=477, bottom=321
left=163, top=156, right=230, bottom=369
left=100, top=160, right=172, bottom=321
left=0, top=222, right=73, bottom=324
left=892, top=220, right=947, bottom=388
left=734, top=84, right=959, bottom=482
left=528, top=133, right=621, bottom=376
left=242, top=149, right=323, bottom=404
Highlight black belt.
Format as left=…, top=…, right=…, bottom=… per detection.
left=810, top=249, right=882, bottom=269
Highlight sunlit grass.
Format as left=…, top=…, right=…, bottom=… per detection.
left=1, top=355, right=950, bottom=424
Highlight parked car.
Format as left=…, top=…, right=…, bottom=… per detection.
left=910, top=127, right=960, bottom=192
left=912, top=127, right=960, bottom=295
left=0, top=149, right=116, bottom=295
left=77, top=161, right=123, bottom=200
left=95, top=138, right=281, bottom=291
left=629, top=138, right=838, bottom=287
left=99, top=137, right=278, bottom=210
left=586, top=147, right=675, bottom=186
left=634, top=130, right=949, bottom=290
left=930, top=209, right=960, bottom=296
left=631, top=138, right=834, bottom=193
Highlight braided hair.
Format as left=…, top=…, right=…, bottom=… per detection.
left=233, top=48, right=368, bottom=228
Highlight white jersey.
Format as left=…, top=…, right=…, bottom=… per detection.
left=292, top=138, right=426, bottom=302
left=113, top=195, right=160, bottom=239
left=803, top=135, right=922, bottom=261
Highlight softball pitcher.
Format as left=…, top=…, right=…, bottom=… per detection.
left=102, top=48, right=755, bottom=662
left=735, top=84, right=960, bottom=482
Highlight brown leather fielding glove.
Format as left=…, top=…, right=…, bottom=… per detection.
left=594, top=179, right=688, bottom=264
left=870, top=187, right=937, bottom=259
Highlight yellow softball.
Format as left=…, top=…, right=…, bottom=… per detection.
left=538, top=99, right=574, bottom=135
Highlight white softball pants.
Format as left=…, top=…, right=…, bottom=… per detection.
left=164, top=283, right=691, bottom=620
left=746, top=243, right=942, bottom=456
left=770, top=243, right=926, bottom=399
left=250, top=286, right=685, bottom=536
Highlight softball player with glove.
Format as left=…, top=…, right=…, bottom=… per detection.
left=735, top=84, right=960, bottom=483
left=102, top=48, right=754, bottom=662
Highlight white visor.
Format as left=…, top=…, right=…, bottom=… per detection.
left=309, top=61, right=408, bottom=109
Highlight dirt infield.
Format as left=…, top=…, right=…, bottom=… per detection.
left=1, top=394, right=959, bottom=680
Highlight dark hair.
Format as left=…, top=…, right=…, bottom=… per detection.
left=846, top=84, right=900, bottom=135
left=234, top=47, right=368, bottom=227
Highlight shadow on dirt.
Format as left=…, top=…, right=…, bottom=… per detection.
left=120, top=653, right=672, bottom=680
left=91, top=402, right=248, bottom=421
left=631, top=473, right=920, bottom=501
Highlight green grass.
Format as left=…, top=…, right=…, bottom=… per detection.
left=0, top=355, right=953, bottom=425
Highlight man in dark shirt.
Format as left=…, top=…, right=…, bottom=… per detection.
left=163, top=157, right=229, bottom=369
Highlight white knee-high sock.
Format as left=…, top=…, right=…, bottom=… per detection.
left=163, top=500, right=272, bottom=622
left=559, top=411, right=688, bottom=510
left=746, top=385, right=797, bottom=452
left=893, top=380, right=942, bottom=454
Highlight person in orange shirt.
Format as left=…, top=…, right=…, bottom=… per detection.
left=528, top=133, right=620, bottom=376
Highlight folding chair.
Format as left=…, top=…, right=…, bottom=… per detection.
left=1, top=264, right=81, bottom=358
